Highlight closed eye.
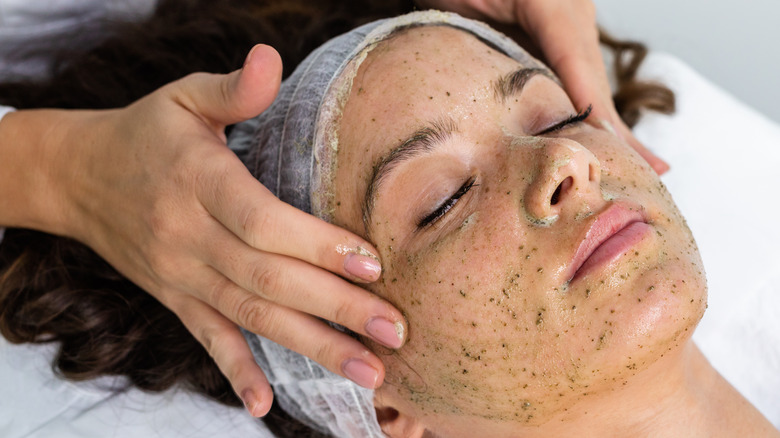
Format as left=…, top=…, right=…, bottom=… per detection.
left=418, top=177, right=477, bottom=228
left=536, top=104, right=592, bottom=135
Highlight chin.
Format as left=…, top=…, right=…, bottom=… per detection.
left=587, top=263, right=707, bottom=391
left=539, top=258, right=707, bottom=416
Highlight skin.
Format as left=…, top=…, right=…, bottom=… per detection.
left=331, top=26, right=777, bottom=437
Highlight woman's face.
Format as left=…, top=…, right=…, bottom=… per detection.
left=332, top=26, right=706, bottom=434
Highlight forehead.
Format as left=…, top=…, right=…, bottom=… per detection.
left=349, top=25, right=521, bottom=112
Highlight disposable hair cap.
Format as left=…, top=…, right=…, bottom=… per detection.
left=227, top=10, right=548, bottom=437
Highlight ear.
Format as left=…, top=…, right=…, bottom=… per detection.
left=374, top=394, right=426, bottom=438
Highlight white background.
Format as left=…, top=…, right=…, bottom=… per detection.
left=594, top=0, right=780, bottom=123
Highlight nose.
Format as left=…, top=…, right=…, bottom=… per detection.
left=523, top=139, right=601, bottom=224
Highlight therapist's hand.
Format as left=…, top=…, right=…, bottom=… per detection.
left=418, top=0, right=669, bottom=174
left=23, top=44, right=406, bottom=416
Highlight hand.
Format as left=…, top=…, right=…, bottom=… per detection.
left=34, top=45, right=407, bottom=416
left=416, top=0, right=670, bottom=174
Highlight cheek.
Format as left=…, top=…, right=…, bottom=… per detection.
left=371, top=223, right=553, bottom=419
left=587, top=130, right=659, bottom=201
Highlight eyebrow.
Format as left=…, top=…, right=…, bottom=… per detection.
left=362, top=117, right=458, bottom=234
left=492, top=67, right=553, bottom=104
left=360, top=67, right=553, bottom=235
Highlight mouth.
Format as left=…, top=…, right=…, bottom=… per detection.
left=567, top=202, right=651, bottom=283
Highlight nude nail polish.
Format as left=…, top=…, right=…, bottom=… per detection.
left=365, top=317, right=404, bottom=349
left=241, top=388, right=261, bottom=417
left=342, top=359, right=379, bottom=389
left=344, top=253, right=382, bottom=282
left=245, top=44, right=264, bottom=69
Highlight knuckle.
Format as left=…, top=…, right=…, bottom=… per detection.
left=196, top=323, right=221, bottom=360
left=172, top=73, right=207, bottom=103
left=147, top=208, right=173, bottom=241
left=206, top=276, right=234, bottom=304
left=181, top=72, right=213, bottom=96
left=194, top=155, right=231, bottom=206
left=248, top=262, right=284, bottom=298
left=328, top=298, right=355, bottom=329
left=146, top=248, right=179, bottom=282
left=240, top=204, right=275, bottom=247
left=311, top=337, right=337, bottom=366
left=235, top=297, right=275, bottom=336
left=146, top=197, right=191, bottom=246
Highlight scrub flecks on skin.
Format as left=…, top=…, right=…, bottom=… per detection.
left=332, top=26, right=707, bottom=434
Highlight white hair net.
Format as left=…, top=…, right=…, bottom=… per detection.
left=227, top=10, right=548, bottom=437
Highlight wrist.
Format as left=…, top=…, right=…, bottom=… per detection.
left=0, top=109, right=98, bottom=238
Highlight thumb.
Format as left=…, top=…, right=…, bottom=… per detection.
left=174, top=44, right=283, bottom=126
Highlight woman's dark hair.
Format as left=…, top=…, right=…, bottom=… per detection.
left=600, top=30, right=675, bottom=127
left=0, top=1, right=673, bottom=436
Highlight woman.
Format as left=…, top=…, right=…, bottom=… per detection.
left=227, top=10, right=777, bottom=437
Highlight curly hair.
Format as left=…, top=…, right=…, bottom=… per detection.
left=0, top=1, right=673, bottom=435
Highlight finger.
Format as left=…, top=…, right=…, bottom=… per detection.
left=197, top=161, right=383, bottom=283
left=527, top=5, right=609, bottom=113
left=614, top=119, right=670, bottom=175
left=515, top=1, right=616, bottom=128
left=192, top=223, right=405, bottom=349
left=589, top=107, right=670, bottom=175
left=516, top=2, right=670, bottom=175
left=173, top=296, right=274, bottom=417
left=172, top=44, right=283, bottom=127
left=413, top=0, right=516, bottom=22
left=180, top=272, right=387, bottom=390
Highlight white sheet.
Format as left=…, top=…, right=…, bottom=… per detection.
left=0, top=52, right=778, bottom=435
left=0, top=340, right=266, bottom=437
left=634, top=53, right=780, bottom=425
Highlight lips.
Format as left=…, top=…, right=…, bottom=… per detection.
left=567, top=202, right=650, bottom=282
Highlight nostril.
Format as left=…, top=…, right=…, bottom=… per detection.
left=550, top=177, right=572, bottom=206
left=551, top=184, right=562, bottom=205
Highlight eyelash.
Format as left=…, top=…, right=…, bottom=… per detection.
left=418, top=177, right=478, bottom=228
left=536, top=104, right=593, bottom=135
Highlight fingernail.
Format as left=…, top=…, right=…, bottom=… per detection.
left=241, top=388, right=261, bottom=417
left=342, top=359, right=379, bottom=389
left=244, top=45, right=258, bottom=68
left=603, top=118, right=627, bottom=142
left=344, top=253, right=382, bottom=282
left=599, top=118, right=618, bottom=136
left=366, top=317, right=404, bottom=349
